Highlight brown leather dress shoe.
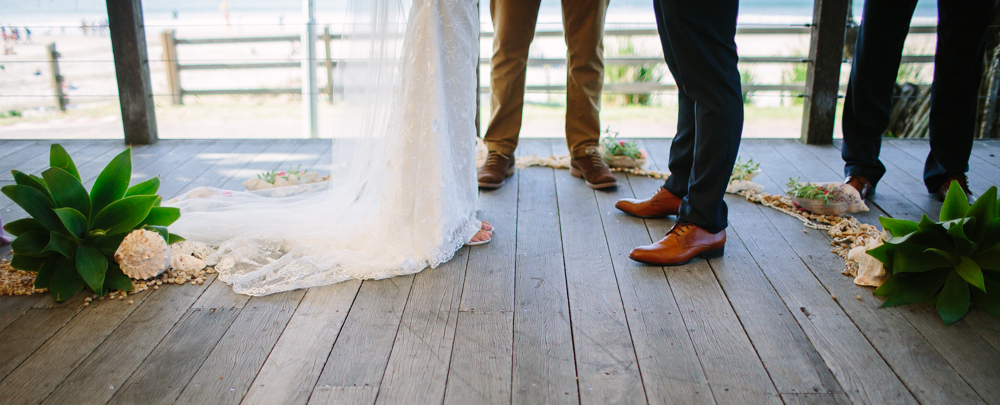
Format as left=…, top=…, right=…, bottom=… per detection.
left=931, top=174, right=973, bottom=202
left=629, top=223, right=725, bottom=266
left=478, top=151, right=515, bottom=189
left=615, top=187, right=682, bottom=218
left=570, top=148, right=617, bottom=189
left=845, top=175, right=874, bottom=199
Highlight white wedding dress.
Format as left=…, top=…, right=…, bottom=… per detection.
left=169, top=0, right=482, bottom=296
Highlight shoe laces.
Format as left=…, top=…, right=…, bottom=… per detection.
left=667, top=222, right=693, bottom=236
left=485, top=151, right=507, bottom=167
left=584, top=148, right=605, bottom=167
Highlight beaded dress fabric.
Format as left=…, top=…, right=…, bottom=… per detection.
left=169, top=0, right=481, bottom=296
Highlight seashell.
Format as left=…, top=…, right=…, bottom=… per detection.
left=169, top=241, right=210, bottom=273
left=273, top=177, right=291, bottom=187
left=243, top=178, right=273, bottom=191
left=115, top=230, right=171, bottom=280
left=853, top=234, right=887, bottom=287
left=726, top=179, right=765, bottom=194
left=188, top=187, right=217, bottom=199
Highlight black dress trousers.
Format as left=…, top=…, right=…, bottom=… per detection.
left=842, top=0, right=993, bottom=191
left=653, top=0, right=744, bottom=233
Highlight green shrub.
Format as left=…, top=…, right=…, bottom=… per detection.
left=869, top=182, right=1000, bottom=325
left=2, top=145, right=183, bottom=301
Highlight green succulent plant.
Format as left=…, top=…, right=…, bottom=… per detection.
left=2, top=145, right=184, bottom=302
left=868, top=182, right=1000, bottom=326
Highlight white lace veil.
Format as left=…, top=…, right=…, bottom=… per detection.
left=169, top=0, right=482, bottom=296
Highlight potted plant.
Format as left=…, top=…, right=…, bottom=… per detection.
left=2, top=145, right=183, bottom=301
left=868, top=182, right=1000, bottom=325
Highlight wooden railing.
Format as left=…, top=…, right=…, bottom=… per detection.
left=161, top=22, right=937, bottom=144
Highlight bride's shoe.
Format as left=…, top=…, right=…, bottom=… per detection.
left=465, top=229, right=493, bottom=246
left=465, top=220, right=493, bottom=246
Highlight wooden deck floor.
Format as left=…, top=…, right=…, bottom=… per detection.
left=1, top=138, right=1000, bottom=405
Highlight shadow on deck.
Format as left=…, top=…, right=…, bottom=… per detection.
left=1, top=138, right=999, bottom=405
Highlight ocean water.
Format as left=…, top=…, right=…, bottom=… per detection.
left=3, top=0, right=939, bottom=35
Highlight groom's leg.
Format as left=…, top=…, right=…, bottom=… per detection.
left=561, top=0, right=609, bottom=158
left=483, top=0, right=543, bottom=156
left=654, top=0, right=742, bottom=233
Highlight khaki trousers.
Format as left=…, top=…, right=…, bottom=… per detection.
left=484, top=0, right=609, bottom=158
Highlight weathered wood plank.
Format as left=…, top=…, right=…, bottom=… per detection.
left=106, top=0, right=159, bottom=144
left=0, top=294, right=88, bottom=381
left=781, top=393, right=853, bottom=405
left=308, top=276, right=414, bottom=405
left=155, top=139, right=244, bottom=200
left=129, top=139, right=215, bottom=195
left=969, top=141, right=1000, bottom=170
left=109, top=278, right=251, bottom=405
left=373, top=249, right=469, bottom=405
left=886, top=140, right=1000, bottom=195
left=41, top=275, right=215, bottom=405
left=509, top=139, right=578, bottom=405
left=0, top=140, right=90, bottom=181
left=241, top=280, right=361, bottom=405
left=0, top=141, right=38, bottom=164
left=724, top=202, right=917, bottom=404
left=593, top=167, right=716, bottom=404
left=0, top=295, right=44, bottom=332
left=642, top=138, right=783, bottom=404
left=175, top=289, right=307, bottom=405
left=801, top=0, right=848, bottom=145
left=443, top=151, right=518, bottom=405
left=740, top=145, right=987, bottom=404
left=0, top=290, right=152, bottom=404
left=965, top=311, right=1000, bottom=353
left=896, top=305, right=1000, bottom=403
left=551, top=155, right=646, bottom=404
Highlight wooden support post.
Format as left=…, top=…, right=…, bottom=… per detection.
left=161, top=29, right=182, bottom=105
left=106, top=0, right=158, bottom=145
left=322, top=26, right=334, bottom=103
left=46, top=43, right=67, bottom=112
left=800, top=0, right=849, bottom=145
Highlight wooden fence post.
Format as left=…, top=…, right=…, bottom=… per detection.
left=322, top=26, right=334, bottom=103
left=46, top=43, right=67, bottom=112
left=800, top=0, right=849, bottom=145
left=106, top=0, right=158, bottom=145
left=161, top=29, right=182, bottom=105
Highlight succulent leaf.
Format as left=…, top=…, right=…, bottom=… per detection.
left=49, top=144, right=81, bottom=181
left=968, top=186, right=997, bottom=239
left=92, top=195, right=159, bottom=236
left=4, top=218, right=47, bottom=237
left=93, top=233, right=128, bottom=256
left=43, top=232, right=76, bottom=258
left=1, top=185, right=66, bottom=234
left=76, top=246, right=108, bottom=294
left=11, top=254, right=45, bottom=272
left=879, top=217, right=919, bottom=238
left=972, top=277, right=1000, bottom=318
left=867, top=242, right=894, bottom=267
left=11, top=231, right=50, bottom=257
left=937, top=271, right=971, bottom=326
left=104, top=261, right=133, bottom=293
left=125, top=177, right=160, bottom=197
left=924, top=248, right=959, bottom=265
left=42, top=167, right=92, bottom=218
left=11, top=171, right=54, bottom=203
left=90, top=148, right=132, bottom=223
left=881, top=270, right=949, bottom=307
left=891, top=244, right=952, bottom=273
left=955, top=256, right=986, bottom=292
left=940, top=181, right=970, bottom=222
left=142, top=207, right=181, bottom=227
left=167, top=233, right=186, bottom=244
left=34, top=256, right=64, bottom=289
left=49, top=259, right=84, bottom=302
left=973, top=244, right=1000, bottom=271
left=53, top=208, right=88, bottom=239
left=946, top=219, right=978, bottom=256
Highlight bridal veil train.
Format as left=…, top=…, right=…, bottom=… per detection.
left=168, top=0, right=483, bottom=296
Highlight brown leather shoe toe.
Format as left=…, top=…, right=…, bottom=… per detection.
left=629, top=223, right=725, bottom=266
left=931, top=175, right=973, bottom=202
left=845, top=175, right=874, bottom=200
left=615, top=187, right=681, bottom=218
left=478, top=151, right=515, bottom=189
left=570, top=148, right=617, bottom=189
